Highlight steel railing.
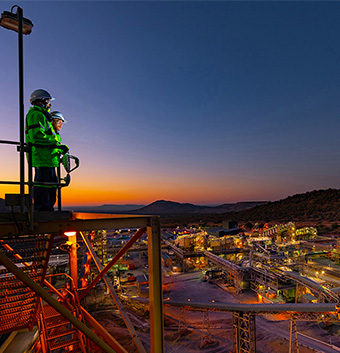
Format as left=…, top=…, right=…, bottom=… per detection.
left=0, top=139, right=68, bottom=231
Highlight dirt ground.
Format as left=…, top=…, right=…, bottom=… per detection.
left=85, top=271, right=340, bottom=353
left=89, top=307, right=319, bottom=353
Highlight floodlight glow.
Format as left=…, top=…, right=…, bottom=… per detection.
left=64, top=231, right=77, bottom=237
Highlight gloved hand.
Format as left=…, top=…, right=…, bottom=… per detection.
left=58, top=144, right=69, bottom=154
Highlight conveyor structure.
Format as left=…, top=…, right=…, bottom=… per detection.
left=203, top=251, right=245, bottom=276
left=284, top=271, right=339, bottom=303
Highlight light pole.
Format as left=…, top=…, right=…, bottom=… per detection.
left=0, top=6, right=33, bottom=212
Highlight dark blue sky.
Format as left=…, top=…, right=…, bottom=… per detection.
left=1, top=1, right=340, bottom=205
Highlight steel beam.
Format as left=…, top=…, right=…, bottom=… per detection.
left=165, top=300, right=337, bottom=314
left=0, top=214, right=151, bottom=237
left=232, top=311, right=256, bottom=353
left=68, top=233, right=78, bottom=289
left=147, top=216, right=164, bottom=353
left=288, top=318, right=299, bottom=353
left=81, top=307, right=129, bottom=353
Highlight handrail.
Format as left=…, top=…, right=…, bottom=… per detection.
left=0, top=140, right=33, bottom=229
left=46, top=272, right=76, bottom=288
left=43, top=273, right=101, bottom=352
left=0, top=180, right=69, bottom=187
left=0, top=139, right=21, bottom=145
left=0, top=139, right=65, bottom=217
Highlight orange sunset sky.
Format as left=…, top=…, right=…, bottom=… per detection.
left=1, top=2, right=340, bottom=206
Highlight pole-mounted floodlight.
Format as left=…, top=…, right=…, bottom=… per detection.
left=0, top=5, right=33, bottom=215
left=0, top=8, right=33, bottom=34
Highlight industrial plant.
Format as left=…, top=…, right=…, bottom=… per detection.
left=1, top=212, right=340, bottom=352
left=1, top=4, right=340, bottom=353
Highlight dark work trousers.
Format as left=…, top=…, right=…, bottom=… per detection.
left=33, top=167, right=58, bottom=211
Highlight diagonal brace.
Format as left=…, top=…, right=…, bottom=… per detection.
left=0, top=251, right=118, bottom=353
left=79, top=227, right=146, bottom=300
left=81, top=306, right=128, bottom=353
left=80, top=231, right=147, bottom=353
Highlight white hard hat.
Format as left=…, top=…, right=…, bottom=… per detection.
left=50, top=111, right=67, bottom=123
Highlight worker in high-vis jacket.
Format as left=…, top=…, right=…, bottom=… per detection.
left=25, top=89, right=69, bottom=211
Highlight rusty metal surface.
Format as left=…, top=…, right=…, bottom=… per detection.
left=0, top=251, right=119, bottom=353
left=0, top=234, right=53, bottom=335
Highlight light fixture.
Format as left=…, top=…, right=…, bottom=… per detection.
left=64, top=231, right=77, bottom=237
left=0, top=8, right=33, bottom=35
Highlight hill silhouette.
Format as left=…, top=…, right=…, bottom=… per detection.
left=0, top=199, right=265, bottom=214
left=131, top=200, right=266, bottom=214
left=225, top=189, right=340, bottom=222
left=1, top=189, right=339, bottom=225
left=157, top=189, right=340, bottom=228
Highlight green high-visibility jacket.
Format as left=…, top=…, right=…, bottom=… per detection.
left=25, top=105, right=61, bottom=167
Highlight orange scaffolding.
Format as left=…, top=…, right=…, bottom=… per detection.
left=0, top=212, right=164, bottom=353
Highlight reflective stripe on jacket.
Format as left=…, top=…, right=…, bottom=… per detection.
left=25, top=105, right=61, bottom=167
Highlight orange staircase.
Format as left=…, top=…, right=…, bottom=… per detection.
left=39, top=302, right=87, bottom=352
left=0, top=234, right=54, bottom=334
left=0, top=234, right=120, bottom=353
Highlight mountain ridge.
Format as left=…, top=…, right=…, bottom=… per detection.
left=1, top=189, right=339, bottom=222
left=222, top=188, right=340, bottom=222
left=155, top=189, right=340, bottom=229
left=129, top=200, right=267, bottom=214
left=0, top=199, right=267, bottom=214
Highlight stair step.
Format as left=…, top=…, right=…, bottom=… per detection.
left=2, top=312, right=33, bottom=323
left=46, top=316, right=70, bottom=329
left=0, top=246, right=47, bottom=255
left=44, top=304, right=77, bottom=318
left=0, top=236, right=50, bottom=244
left=47, top=327, right=77, bottom=340
left=0, top=292, right=35, bottom=304
left=0, top=234, right=52, bottom=335
left=49, top=337, right=79, bottom=350
left=1, top=322, right=30, bottom=334
left=12, top=255, right=45, bottom=264
left=0, top=287, right=32, bottom=297
left=0, top=303, right=35, bottom=316
left=0, top=298, right=35, bottom=310
left=43, top=305, right=60, bottom=319
left=0, top=272, right=40, bottom=285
